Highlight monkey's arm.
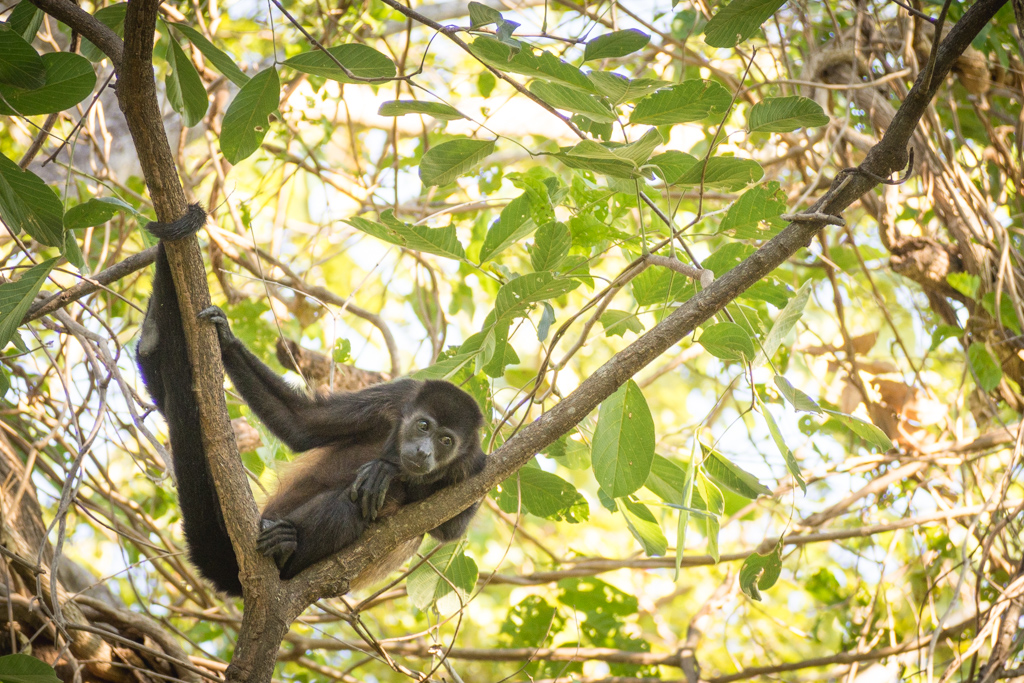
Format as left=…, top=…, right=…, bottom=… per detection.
left=199, top=306, right=418, bottom=451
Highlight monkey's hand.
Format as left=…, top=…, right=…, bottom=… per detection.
left=198, top=306, right=234, bottom=344
left=257, top=518, right=297, bottom=570
left=350, top=460, right=397, bottom=521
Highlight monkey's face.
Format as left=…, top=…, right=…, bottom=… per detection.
left=398, top=411, right=461, bottom=478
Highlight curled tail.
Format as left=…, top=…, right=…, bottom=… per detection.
left=136, top=204, right=243, bottom=596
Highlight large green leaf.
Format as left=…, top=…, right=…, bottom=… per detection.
left=0, top=653, right=61, bottom=683
left=968, top=342, right=1002, bottom=392
left=554, top=131, right=662, bottom=179
left=823, top=410, right=894, bottom=452
left=0, top=24, right=44, bottom=89
left=171, top=23, right=249, bottom=87
left=406, top=544, right=477, bottom=611
left=774, top=376, right=821, bottom=413
left=0, top=258, right=57, bottom=349
left=377, top=100, right=464, bottom=120
left=283, top=44, right=396, bottom=83
left=80, top=4, right=126, bottom=62
left=345, top=210, right=466, bottom=260
left=469, top=36, right=595, bottom=92
left=719, top=182, right=786, bottom=237
left=704, top=0, right=788, bottom=48
left=587, top=71, right=668, bottom=104
left=702, top=448, right=771, bottom=498
left=480, top=193, right=535, bottom=262
left=529, top=80, right=616, bottom=122
left=9, top=2, right=45, bottom=43
left=0, top=154, right=63, bottom=246
left=629, top=80, right=730, bottom=125
left=747, top=96, right=829, bottom=132
left=583, top=29, right=651, bottom=61
left=758, top=397, right=806, bottom=493
left=493, top=272, right=580, bottom=321
left=616, top=498, right=667, bottom=555
left=698, top=321, right=755, bottom=361
left=650, top=151, right=700, bottom=184
left=496, top=467, right=589, bottom=522
left=220, top=66, right=280, bottom=164
left=739, top=540, right=783, bottom=601
left=754, top=280, right=810, bottom=364
left=165, top=39, right=208, bottom=128
left=420, top=138, right=496, bottom=187
left=675, top=156, right=764, bottom=190
left=64, top=197, right=134, bottom=229
left=592, top=380, right=655, bottom=498
left=531, top=221, right=571, bottom=271
left=0, top=52, right=96, bottom=116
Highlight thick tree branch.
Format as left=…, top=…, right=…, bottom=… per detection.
left=27, top=0, right=123, bottom=67
left=296, top=0, right=1010, bottom=604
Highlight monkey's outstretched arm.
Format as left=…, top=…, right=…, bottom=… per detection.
left=199, top=306, right=419, bottom=452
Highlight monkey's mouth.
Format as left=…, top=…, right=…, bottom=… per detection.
left=401, top=456, right=431, bottom=475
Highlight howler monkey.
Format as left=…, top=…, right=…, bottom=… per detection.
left=136, top=205, right=486, bottom=596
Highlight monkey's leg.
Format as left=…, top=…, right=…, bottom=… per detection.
left=261, top=491, right=368, bottom=580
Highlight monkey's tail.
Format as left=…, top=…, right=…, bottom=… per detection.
left=137, top=205, right=244, bottom=596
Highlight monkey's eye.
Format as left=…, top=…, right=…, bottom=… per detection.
left=440, top=435, right=453, bottom=447
left=417, top=419, right=429, bottom=432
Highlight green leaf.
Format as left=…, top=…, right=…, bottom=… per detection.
left=617, top=498, right=667, bottom=556
left=554, top=140, right=641, bottom=179
left=406, top=544, right=478, bottom=611
left=0, top=258, right=56, bottom=349
left=929, top=324, right=962, bottom=351
left=220, top=66, right=280, bottom=164
left=645, top=455, right=701, bottom=506
left=531, top=220, right=571, bottom=271
left=529, top=80, right=616, bottom=122
left=80, top=4, right=126, bottom=62
left=823, top=410, right=895, bottom=452
left=0, top=52, right=96, bottom=116
left=703, top=448, right=771, bottom=498
left=774, top=376, right=821, bottom=413
left=468, top=1, right=504, bottom=27
left=747, top=96, right=829, bottom=132
left=496, top=467, right=589, bottom=523
left=171, top=23, right=249, bottom=87
left=64, top=197, right=134, bottom=229
left=629, top=80, right=731, bottom=125
left=755, top=281, right=809, bottom=365
left=377, top=100, right=465, bottom=120
left=719, top=181, right=786, bottom=236
left=698, top=321, right=755, bottom=361
left=283, top=44, right=396, bottom=83
left=968, top=342, right=1002, bottom=392
left=0, top=24, right=45, bottom=89
left=469, top=36, right=595, bottom=92
left=631, top=267, right=693, bottom=306
left=420, top=138, right=496, bottom=187
left=493, top=272, right=579, bottom=320
left=0, top=654, right=61, bottom=683
left=675, top=156, right=764, bottom=190
left=704, top=0, right=787, bottom=48
left=947, top=272, right=980, bottom=299
left=616, top=127, right=663, bottom=166
left=0, top=154, right=63, bottom=246
left=649, top=150, right=699, bottom=184
left=739, top=540, right=783, bottom=601
left=165, top=38, right=208, bottom=128
left=480, top=193, right=535, bottom=262
left=600, top=309, right=643, bottom=338
left=758, top=397, right=806, bottom=493
left=587, top=71, right=668, bottom=104
left=592, top=380, right=656, bottom=498
left=695, top=473, right=723, bottom=561
left=345, top=210, right=466, bottom=260
left=583, top=29, right=651, bottom=61
left=9, top=2, right=44, bottom=43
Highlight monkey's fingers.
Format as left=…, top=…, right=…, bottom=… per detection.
left=198, top=306, right=232, bottom=342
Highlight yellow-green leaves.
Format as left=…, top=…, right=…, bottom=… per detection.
left=220, top=67, right=279, bottom=164
left=420, top=138, right=496, bottom=187
left=747, top=96, right=829, bottom=132
left=592, top=380, right=655, bottom=498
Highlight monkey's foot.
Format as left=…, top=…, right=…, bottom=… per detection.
left=350, top=460, right=397, bottom=521
left=257, top=518, right=297, bottom=570
left=198, top=306, right=232, bottom=343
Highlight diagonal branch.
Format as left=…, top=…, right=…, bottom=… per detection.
left=299, top=0, right=1010, bottom=604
